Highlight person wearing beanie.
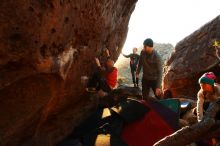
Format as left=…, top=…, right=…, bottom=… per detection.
left=136, top=38, right=162, bottom=99
left=143, top=38, right=154, bottom=47
left=197, top=72, right=220, bottom=122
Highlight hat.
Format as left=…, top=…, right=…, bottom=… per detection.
left=143, top=38, right=153, bottom=47
left=203, top=72, right=216, bottom=80
left=198, top=72, right=216, bottom=86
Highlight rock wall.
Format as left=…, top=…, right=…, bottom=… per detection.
left=163, top=15, right=220, bottom=98
left=0, top=0, right=137, bottom=145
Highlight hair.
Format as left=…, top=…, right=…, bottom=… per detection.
left=133, top=47, right=138, bottom=51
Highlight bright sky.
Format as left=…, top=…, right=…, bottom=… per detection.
left=122, top=0, right=220, bottom=54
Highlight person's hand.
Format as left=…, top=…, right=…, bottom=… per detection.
left=100, top=67, right=105, bottom=71
left=105, top=49, right=110, bottom=57
left=155, top=88, right=162, bottom=97
left=95, top=57, right=101, bottom=67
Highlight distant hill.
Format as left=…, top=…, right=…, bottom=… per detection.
left=116, top=43, right=174, bottom=86
left=153, top=43, right=174, bottom=62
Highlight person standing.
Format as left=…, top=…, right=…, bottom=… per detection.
left=122, top=47, right=140, bottom=87
left=136, top=38, right=162, bottom=99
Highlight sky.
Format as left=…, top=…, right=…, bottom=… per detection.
left=122, top=0, right=220, bottom=54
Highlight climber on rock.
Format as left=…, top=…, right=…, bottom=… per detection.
left=122, top=47, right=140, bottom=87
left=197, top=72, right=220, bottom=122
left=136, top=38, right=162, bottom=99
left=86, top=49, right=118, bottom=96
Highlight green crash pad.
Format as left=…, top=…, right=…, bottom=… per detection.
left=159, top=99, right=180, bottom=116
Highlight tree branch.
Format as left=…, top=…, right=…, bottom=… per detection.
left=154, top=101, right=220, bottom=146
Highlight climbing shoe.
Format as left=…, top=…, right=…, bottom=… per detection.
left=86, top=87, right=97, bottom=93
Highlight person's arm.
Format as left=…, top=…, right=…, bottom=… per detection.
left=136, top=52, right=143, bottom=75
left=105, top=48, right=111, bottom=59
left=95, top=57, right=105, bottom=72
left=197, top=92, right=205, bottom=122
left=156, top=54, right=163, bottom=88
left=122, top=53, right=131, bottom=58
left=95, top=57, right=101, bottom=67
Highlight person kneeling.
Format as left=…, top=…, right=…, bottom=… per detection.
left=87, top=57, right=118, bottom=96
left=197, top=72, right=220, bottom=122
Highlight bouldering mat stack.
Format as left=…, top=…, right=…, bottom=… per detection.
left=159, top=98, right=180, bottom=115
left=58, top=99, right=180, bottom=146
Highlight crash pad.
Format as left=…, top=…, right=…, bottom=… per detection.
left=159, top=98, right=180, bottom=114
left=122, top=101, right=177, bottom=146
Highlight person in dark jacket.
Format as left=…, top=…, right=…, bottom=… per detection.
left=122, top=47, right=140, bottom=87
left=136, top=38, right=162, bottom=99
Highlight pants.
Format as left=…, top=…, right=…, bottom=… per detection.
left=130, top=67, right=139, bottom=86
left=88, top=72, right=112, bottom=93
left=142, top=79, right=159, bottom=99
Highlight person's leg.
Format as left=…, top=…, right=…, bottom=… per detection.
left=135, top=71, right=139, bottom=87
left=142, top=79, right=150, bottom=100
left=151, top=80, right=161, bottom=99
left=130, top=68, right=136, bottom=87
left=87, top=71, right=111, bottom=93
left=87, top=71, right=102, bottom=88
left=98, top=78, right=112, bottom=93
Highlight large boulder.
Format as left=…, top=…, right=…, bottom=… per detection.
left=0, top=0, right=137, bottom=145
left=163, top=15, right=220, bottom=98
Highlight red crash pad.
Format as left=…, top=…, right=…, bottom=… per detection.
left=122, top=101, right=174, bottom=146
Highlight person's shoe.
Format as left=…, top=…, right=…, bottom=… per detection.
left=98, top=123, right=111, bottom=134
left=97, top=89, right=107, bottom=97
left=86, top=87, right=97, bottom=93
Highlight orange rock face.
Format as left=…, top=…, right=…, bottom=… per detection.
left=0, top=0, right=137, bottom=145
left=163, top=16, right=220, bottom=98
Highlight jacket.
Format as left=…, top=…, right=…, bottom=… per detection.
left=137, top=50, right=162, bottom=88
left=197, top=83, right=220, bottom=121
left=123, top=53, right=140, bottom=70
left=105, top=67, right=118, bottom=89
